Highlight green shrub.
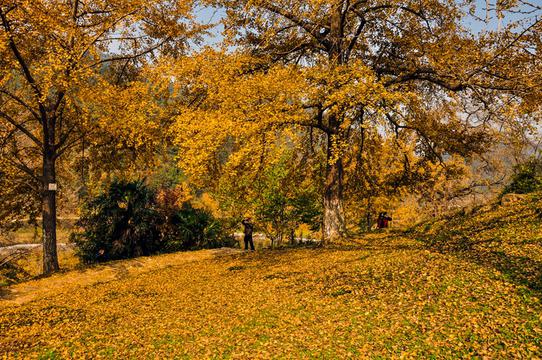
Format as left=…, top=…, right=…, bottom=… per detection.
left=502, top=158, right=542, bottom=195
left=160, top=202, right=232, bottom=251
left=254, top=158, right=322, bottom=244
left=72, top=180, right=163, bottom=263
left=155, top=187, right=235, bottom=251
left=72, top=180, right=234, bottom=264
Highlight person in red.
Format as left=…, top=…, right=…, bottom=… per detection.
left=377, top=212, right=392, bottom=229
left=382, top=212, right=392, bottom=228
left=377, top=212, right=384, bottom=229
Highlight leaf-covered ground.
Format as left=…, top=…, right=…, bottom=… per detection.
left=412, top=193, right=542, bottom=292
left=2, top=199, right=542, bottom=358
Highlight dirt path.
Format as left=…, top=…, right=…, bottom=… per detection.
left=0, top=243, right=70, bottom=254
left=0, top=247, right=242, bottom=307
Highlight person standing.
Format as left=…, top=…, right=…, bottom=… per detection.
left=377, top=212, right=392, bottom=229
left=241, top=217, right=255, bottom=251
left=381, top=212, right=392, bottom=229
left=376, top=212, right=384, bottom=229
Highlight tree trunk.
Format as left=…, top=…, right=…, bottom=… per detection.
left=323, top=133, right=346, bottom=243
left=322, top=2, right=347, bottom=243
left=42, top=150, right=59, bottom=274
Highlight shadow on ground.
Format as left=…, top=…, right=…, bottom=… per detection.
left=424, top=235, right=542, bottom=293
left=412, top=195, right=542, bottom=294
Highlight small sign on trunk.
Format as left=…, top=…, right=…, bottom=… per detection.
left=48, top=183, right=57, bottom=191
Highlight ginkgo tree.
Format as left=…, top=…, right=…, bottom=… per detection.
left=165, top=0, right=541, bottom=242
left=0, top=0, right=201, bottom=274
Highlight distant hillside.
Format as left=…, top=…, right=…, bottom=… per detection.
left=410, top=192, right=542, bottom=292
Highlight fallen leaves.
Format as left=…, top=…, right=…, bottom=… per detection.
left=1, top=230, right=541, bottom=358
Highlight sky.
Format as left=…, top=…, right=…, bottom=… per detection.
left=194, top=6, right=225, bottom=47
left=194, top=0, right=541, bottom=47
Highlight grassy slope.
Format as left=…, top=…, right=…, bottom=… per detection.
left=1, top=198, right=542, bottom=358
left=411, top=192, right=542, bottom=292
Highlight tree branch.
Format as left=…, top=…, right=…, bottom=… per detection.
left=0, top=89, right=41, bottom=121
left=259, top=2, right=331, bottom=50
left=0, top=7, right=47, bottom=121
left=0, top=110, right=43, bottom=147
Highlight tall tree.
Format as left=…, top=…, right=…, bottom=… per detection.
left=0, top=0, right=199, bottom=274
left=190, top=0, right=541, bottom=241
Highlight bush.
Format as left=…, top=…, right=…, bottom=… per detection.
left=72, top=180, right=234, bottom=264
left=161, top=203, right=228, bottom=251
left=72, top=180, right=163, bottom=263
left=502, top=158, right=542, bottom=195
left=154, top=187, right=235, bottom=251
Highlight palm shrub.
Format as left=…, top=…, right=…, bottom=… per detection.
left=72, top=179, right=163, bottom=263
